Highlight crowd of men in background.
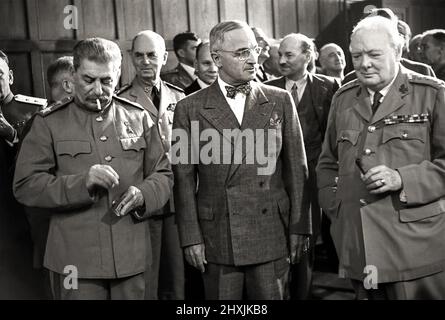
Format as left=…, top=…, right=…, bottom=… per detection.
left=1, top=7, right=445, bottom=300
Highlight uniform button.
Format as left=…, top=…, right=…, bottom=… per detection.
left=100, top=136, right=108, bottom=142
left=402, top=132, right=408, bottom=139
left=96, top=116, right=103, bottom=122
left=105, top=156, right=112, bottom=162
left=262, top=208, right=268, bottom=214
left=368, top=126, right=376, bottom=133
left=158, top=119, right=162, bottom=124
left=364, top=148, right=372, bottom=156
left=259, top=181, right=264, bottom=187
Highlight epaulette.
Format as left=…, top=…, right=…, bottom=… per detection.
left=407, top=72, right=445, bottom=88
left=164, top=81, right=184, bottom=93
left=38, top=96, right=73, bottom=116
left=115, top=83, right=132, bottom=95
left=335, top=78, right=360, bottom=97
left=14, top=94, right=48, bottom=107
left=113, top=95, right=144, bottom=111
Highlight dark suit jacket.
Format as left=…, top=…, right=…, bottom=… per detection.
left=172, top=81, right=309, bottom=266
left=161, top=64, right=195, bottom=90
left=184, top=79, right=202, bottom=96
left=343, top=58, right=436, bottom=84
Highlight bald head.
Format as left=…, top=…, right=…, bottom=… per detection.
left=278, top=33, right=316, bottom=80
left=319, top=43, right=345, bottom=78
left=131, top=30, right=168, bottom=85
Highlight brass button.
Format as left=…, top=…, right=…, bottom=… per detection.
left=105, top=156, right=112, bottom=162
left=364, top=148, right=372, bottom=156
left=402, top=132, right=408, bottom=139
left=368, top=126, right=376, bottom=133
left=100, top=136, right=108, bottom=142
left=96, top=116, right=103, bottom=122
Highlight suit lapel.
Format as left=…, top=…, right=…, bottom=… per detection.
left=371, top=68, right=410, bottom=124
left=308, top=74, right=327, bottom=129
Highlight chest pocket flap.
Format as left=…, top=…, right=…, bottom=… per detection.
left=382, top=125, right=427, bottom=144
left=56, top=141, right=91, bottom=157
left=120, top=136, right=146, bottom=151
left=337, top=129, right=360, bottom=146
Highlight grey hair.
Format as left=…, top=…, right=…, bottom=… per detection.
left=131, top=30, right=166, bottom=52
left=209, top=20, right=251, bottom=52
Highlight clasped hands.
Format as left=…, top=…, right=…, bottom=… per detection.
left=86, top=164, right=144, bottom=216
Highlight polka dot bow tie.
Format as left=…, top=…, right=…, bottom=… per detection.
left=225, top=83, right=252, bottom=99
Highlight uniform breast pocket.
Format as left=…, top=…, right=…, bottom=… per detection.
left=55, top=140, right=92, bottom=173
left=381, top=124, right=428, bottom=165
left=120, top=136, right=146, bottom=164
left=336, top=129, right=360, bottom=174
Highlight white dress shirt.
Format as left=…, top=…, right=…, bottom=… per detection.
left=218, top=77, right=247, bottom=126
left=285, top=74, right=308, bottom=103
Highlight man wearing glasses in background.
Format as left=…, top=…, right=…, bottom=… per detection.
left=172, top=20, right=309, bottom=299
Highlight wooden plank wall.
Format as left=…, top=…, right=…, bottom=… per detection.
left=0, top=0, right=444, bottom=99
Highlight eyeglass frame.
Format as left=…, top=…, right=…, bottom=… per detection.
left=213, top=46, right=262, bottom=61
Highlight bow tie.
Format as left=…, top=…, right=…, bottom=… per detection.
left=225, top=83, right=252, bottom=99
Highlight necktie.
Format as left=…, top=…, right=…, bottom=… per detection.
left=225, top=83, right=252, bottom=99
left=291, top=83, right=299, bottom=107
left=372, top=91, right=383, bottom=114
left=151, top=86, right=160, bottom=110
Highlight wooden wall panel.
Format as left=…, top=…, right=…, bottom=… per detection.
left=297, top=0, right=319, bottom=38
left=189, top=0, right=219, bottom=40
left=219, top=0, right=247, bottom=22
left=0, top=0, right=28, bottom=39
left=123, top=0, right=154, bottom=40
left=37, top=0, right=74, bottom=40
left=81, top=0, right=117, bottom=39
left=153, top=0, right=188, bottom=40
left=273, top=0, right=297, bottom=38
left=41, top=51, right=72, bottom=97
left=247, top=0, right=274, bottom=38
left=319, top=0, right=341, bottom=30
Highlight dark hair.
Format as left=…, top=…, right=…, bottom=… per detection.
left=0, top=50, right=9, bottom=66
left=47, top=56, right=74, bottom=87
left=363, top=7, right=397, bottom=21
left=173, top=32, right=200, bottom=56
left=73, top=37, right=122, bottom=71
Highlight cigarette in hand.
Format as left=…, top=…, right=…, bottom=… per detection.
left=96, top=99, right=101, bottom=111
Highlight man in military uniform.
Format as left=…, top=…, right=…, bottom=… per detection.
left=317, top=16, right=445, bottom=299
left=47, top=56, right=74, bottom=103
left=13, top=38, right=172, bottom=300
left=161, top=32, right=201, bottom=89
left=118, top=30, right=185, bottom=300
left=0, top=50, right=48, bottom=299
left=421, top=29, right=445, bottom=81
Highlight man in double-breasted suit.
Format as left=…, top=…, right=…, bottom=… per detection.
left=317, top=16, right=445, bottom=299
left=118, top=30, right=185, bottom=300
left=172, top=20, right=309, bottom=300
left=266, top=33, right=339, bottom=299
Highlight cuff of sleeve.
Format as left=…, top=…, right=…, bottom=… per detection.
left=66, top=173, right=97, bottom=205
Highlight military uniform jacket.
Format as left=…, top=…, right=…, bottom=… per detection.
left=317, top=66, right=445, bottom=283
left=161, top=64, right=195, bottom=90
left=13, top=96, right=173, bottom=279
left=172, top=81, right=309, bottom=266
left=118, top=79, right=185, bottom=213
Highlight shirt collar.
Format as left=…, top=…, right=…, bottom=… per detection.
left=136, top=77, right=161, bottom=93
left=366, top=64, right=399, bottom=101
left=285, top=73, right=308, bottom=92
left=218, top=77, right=251, bottom=97
left=180, top=63, right=197, bottom=80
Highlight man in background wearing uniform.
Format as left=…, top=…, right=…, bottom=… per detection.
left=161, top=32, right=201, bottom=89
left=13, top=38, right=172, bottom=300
left=317, top=16, right=445, bottom=299
left=118, top=30, right=185, bottom=300
left=0, top=49, right=47, bottom=299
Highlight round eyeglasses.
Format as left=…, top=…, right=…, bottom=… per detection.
left=215, top=46, right=262, bottom=61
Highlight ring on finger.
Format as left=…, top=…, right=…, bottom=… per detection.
left=380, top=179, right=385, bottom=186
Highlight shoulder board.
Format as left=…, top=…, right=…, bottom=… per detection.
left=113, top=95, right=144, bottom=110
left=115, top=83, right=132, bottom=96
left=164, top=81, right=184, bottom=93
left=14, top=94, right=48, bottom=107
left=336, top=79, right=360, bottom=96
left=407, top=72, right=445, bottom=88
left=38, top=96, right=73, bottom=116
